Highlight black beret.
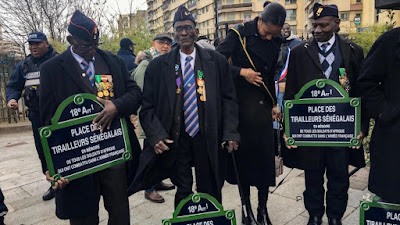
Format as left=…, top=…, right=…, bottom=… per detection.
left=313, top=3, right=339, bottom=20
left=68, top=10, right=99, bottom=42
left=173, top=5, right=196, bottom=26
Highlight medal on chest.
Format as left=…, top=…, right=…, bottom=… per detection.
left=175, top=64, right=181, bottom=94
left=197, top=70, right=206, bottom=101
left=339, top=68, right=350, bottom=93
left=94, top=75, right=114, bottom=99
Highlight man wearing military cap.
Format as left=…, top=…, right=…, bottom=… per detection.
left=138, top=5, right=240, bottom=207
left=283, top=3, right=366, bottom=225
left=6, top=31, right=58, bottom=201
left=40, top=10, right=142, bottom=224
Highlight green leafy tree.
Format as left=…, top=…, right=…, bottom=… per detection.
left=100, top=15, right=153, bottom=55
left=350, top=24, right=388, bottom=56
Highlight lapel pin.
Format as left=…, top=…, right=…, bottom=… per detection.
left=82, top=73, right=86, bottom=77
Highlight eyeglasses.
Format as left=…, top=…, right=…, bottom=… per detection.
left=174, top=25, right=195, bottom=33
left=77, top=42, right=100, bottom=51
left=155, top=40, right=172, bottom=47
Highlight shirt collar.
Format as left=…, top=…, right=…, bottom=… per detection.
left=179, top=47, right=196, bottom=61
left=317, top=34, right=336, bottom=50
left=70, top=46, right=95, bottom=64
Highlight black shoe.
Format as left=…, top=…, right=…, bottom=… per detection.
left=42, top=187, right=55, bottom=201
left=328, top=218, right=342, bottom=225
left=154, top=182, right=175, bottom=191
left=307, top=216, right=322, bottom=225
left=257, top=207, right=272, bottom=225
left=242, top=205, right=259, bottom=225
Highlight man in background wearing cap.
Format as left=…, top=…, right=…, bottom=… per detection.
left=138, top=5, right=239, bottom=208
left=40, top=10, right=142, bottom=224
left=6, top=31, right=58, bottom=201
left=217, top=3, right=286, bottom=224
left=283, top=3, right=365, bottom=225
left=132, top=33, right=175, bottom=204
left=117, top=37, right=137, bottom=72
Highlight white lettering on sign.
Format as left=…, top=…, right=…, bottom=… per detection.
left=69, top=104, right=95, bottom=118
left=310, top=89, right=333, bottom=98
left=366, top=220, right=398, bottom=225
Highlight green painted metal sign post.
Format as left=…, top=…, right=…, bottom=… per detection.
left=162, top=193, right=236, bottom=225
left=39, top=93, right=132, bottom=183
left=360, top=195, right=400, bottom=225
left=284, top=79, right=361, bottom=147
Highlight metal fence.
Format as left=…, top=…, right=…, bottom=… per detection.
left=0, top=55, right=26, bottom=124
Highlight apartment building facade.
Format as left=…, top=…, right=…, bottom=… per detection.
left=146, top=0, right=400, bottom=40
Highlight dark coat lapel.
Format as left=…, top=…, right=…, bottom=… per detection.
left=338, top=35, right=351, bottom=72
left=61, top=47, right=94, bottom=93
left=305, top=38, right=322, bottom=71
left=396, top=34, right=400, bottom=62
left=163, top=47, right=180, bottom=114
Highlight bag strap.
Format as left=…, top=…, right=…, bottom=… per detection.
left=230, top=26, right=276, bottom=106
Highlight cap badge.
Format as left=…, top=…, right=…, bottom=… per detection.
left=316, top=7, right=323, bottom=17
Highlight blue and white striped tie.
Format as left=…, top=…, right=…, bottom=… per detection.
left=81, top=60, right=94, bottom=86
left=183, top=56, right=199, bottom=137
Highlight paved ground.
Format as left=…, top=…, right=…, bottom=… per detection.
left=0, top=127, right=370, bottom=225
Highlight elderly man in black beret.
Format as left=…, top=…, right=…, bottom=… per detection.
left=138, top=5, right=239, bottom=207
left=283, top=3, right=366, bottom=225
left=39, top=10, right=142, bottom=224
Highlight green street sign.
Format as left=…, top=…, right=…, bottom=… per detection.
left=162, top=193, right=236, bottom=225
left=360, top=195, right=400, bottom=225
left=39, top=93, right=132, bottom=183
left=284, top=79, right=361, bottom=147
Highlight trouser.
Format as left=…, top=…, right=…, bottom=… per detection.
left=170, top=132, right=221, bottom=208
left=28, top=110, right=47, bottom=174
left=304, top=147, right=350, bottom=219
left=69, top=164, right=130, bottom=225
left=0, top=188, right=7, bottom=225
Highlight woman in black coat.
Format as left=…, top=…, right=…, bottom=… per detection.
left=217, top=3, right=286, bottom=225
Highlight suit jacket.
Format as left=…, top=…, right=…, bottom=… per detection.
left=130, top=44, right=240, bottom=194
left=39, top=47, right=142, bottom=219
left=283, top=34, right=366, bottom=170
left=357, top=27, right=400, bottom=203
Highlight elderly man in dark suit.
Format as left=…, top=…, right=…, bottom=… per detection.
left=139, top=5, right=240, bottom=207
left=39, top=10, right=142, bottom=225
left=283, top=3, right=365, bottom=225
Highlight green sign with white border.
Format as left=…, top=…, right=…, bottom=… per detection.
left=284, top=79, right=361, bottom=147
left=162, top=193, right=236, bottom=225
left=39, top=93, right=132, bottom=183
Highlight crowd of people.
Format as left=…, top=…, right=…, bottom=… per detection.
left=2, top=1, right=400, bottom=225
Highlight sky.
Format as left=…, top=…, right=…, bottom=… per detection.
left=105, top=0, right=147, bottom=15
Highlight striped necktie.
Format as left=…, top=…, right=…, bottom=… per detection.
left=81, top=60, right=94, bottom=86
left=183, top=56, right=199, bottom=137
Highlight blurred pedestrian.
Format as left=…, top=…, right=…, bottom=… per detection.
left=0, top=188, right=7, bottom=225
left=117, top=37, right=137, bottom=72
left=5, top=31, right=58, bottom=201
left=357, top=27, right=400, bottom=204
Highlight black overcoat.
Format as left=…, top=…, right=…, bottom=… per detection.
left=39, top=47, right=142, bottom=219
left=283, top=35, right=366, bottom=170
left=129, top=44, right=240, bottom=194
left=357, top=27, right=400, bottom=203
left=217, top=18, right=281, bottom=187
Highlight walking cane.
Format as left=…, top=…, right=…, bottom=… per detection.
left=231, top=150, right=259, bottom=225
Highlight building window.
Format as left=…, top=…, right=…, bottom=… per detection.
left=206, top=5, right=209, bottom=12
left=340, top=13, right=349, bottom=20
left=207, top=20, right=209, bottom=26
left=286, top=9, right=296, bottom=21
left=243, top=0, right=251, bottom=3
left=226, top=0, right=234, bottom=4
left=285, top=0, right=296, bottom=4
left=244, top=13, right=252, bottom=22
left=227, top=13, right=235, bottom=21
left=356, top=0, right=362, bottom=2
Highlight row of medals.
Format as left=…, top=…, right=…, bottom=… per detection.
left=95, top=76, right=114, bottom=99
left=176, top=70, right=206, bottom=101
